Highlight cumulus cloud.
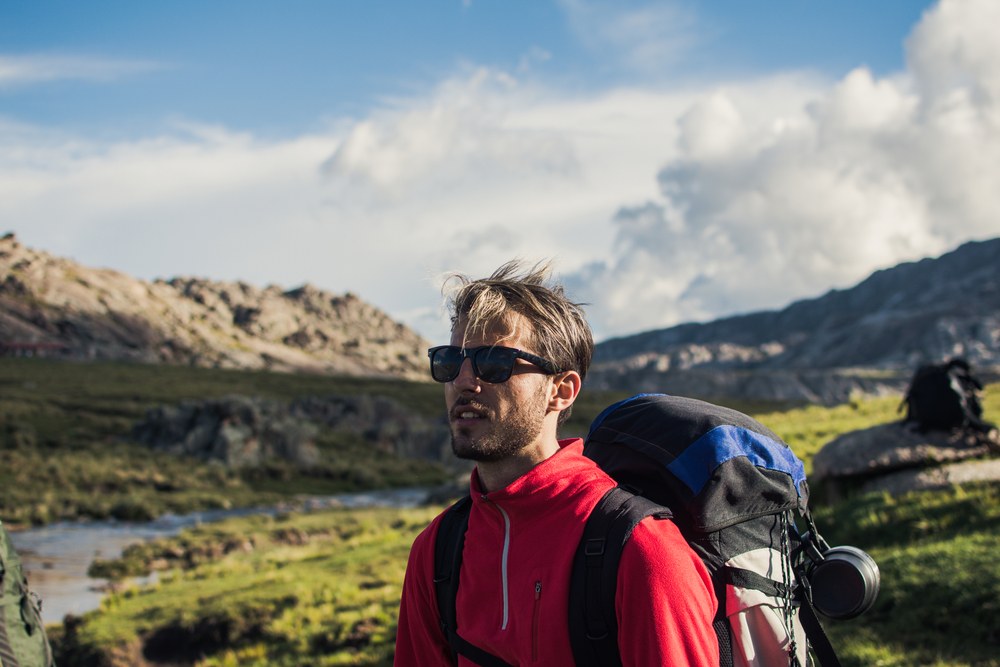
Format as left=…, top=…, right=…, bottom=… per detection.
left=312, top=69, right=707, bottom=340
left=567, top=0, right=1000, bottom=340
left=2, top=67, right=696, bottom=343
left=0, top=119, right=338, bottom=287
left=4, top=0, right=997, bottom=346
left=321, top=69, right=581, bottom=204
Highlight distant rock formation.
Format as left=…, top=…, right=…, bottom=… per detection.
left=590, top=238, right=1000, bottom=404
left=6, top=231, right=999, bottom=403
left=288, top=394, right=452, bottom=463
left=132, top=396, right=321, bottom=469
left=0, top=233, right=429, bottom=379
left=132, top=394, right=453, bottom=470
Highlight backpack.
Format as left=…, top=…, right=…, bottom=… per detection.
left=435, top=393, right=874, bottom=667
left=900, top=358, right=993, bottom=433
left=1, top=520, right=55, bottom=667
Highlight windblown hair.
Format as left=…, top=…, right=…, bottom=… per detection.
left=444, top=259, right=594, bottom=410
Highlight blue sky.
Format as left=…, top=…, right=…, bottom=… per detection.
left=3, top=1, right=928, bottom=135
left=3, top=0, right=997, bottom=343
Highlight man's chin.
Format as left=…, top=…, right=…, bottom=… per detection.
left=451, top=434, right=505, bottom=463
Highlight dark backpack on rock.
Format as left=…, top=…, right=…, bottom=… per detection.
left=1, top=520, right=55, bottom=667
left=435, top=393, right=878, bottom=667
left=900, top=358, right=993, bottom=433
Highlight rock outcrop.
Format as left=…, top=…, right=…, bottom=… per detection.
left=0, top=233, right=429, bottom=379
left=132, top=396, right=321, bottom=469
left=811, top=422, right=1000, bottom=499
left=132, top=394, right=452, bottom=470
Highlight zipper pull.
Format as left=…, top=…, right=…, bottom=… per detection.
left=535, top=581, right=542, bottom=599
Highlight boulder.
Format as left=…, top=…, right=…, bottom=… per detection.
left=132, top=396, right=319, bottom=469
left=855, top=458, right=1000, bottom=497
left=812, top=421, right=1000, bottom=499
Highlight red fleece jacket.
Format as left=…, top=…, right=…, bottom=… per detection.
left=394, top=439, right=719, bottom=666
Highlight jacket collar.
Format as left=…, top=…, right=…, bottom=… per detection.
left=469, top=438, right=590, bottom=507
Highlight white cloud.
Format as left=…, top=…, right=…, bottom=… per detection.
left=2, top=69, right=698, bottom=343
left=0, top=54, right=164, bottom=87
left=321, top=69, right=581, bottom=204
left=3, top=0, right=997, bottom=346
left=557, top=0, right=701, bottom=75
left=566, top=0, right=1000, bottom=340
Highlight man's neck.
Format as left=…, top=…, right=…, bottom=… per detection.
left=475, top=436, right=561, bottom=494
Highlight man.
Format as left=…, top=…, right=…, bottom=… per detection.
left=395, top=261, right=718, bottom=666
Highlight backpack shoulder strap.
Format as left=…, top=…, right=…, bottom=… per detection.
left=568, top=486, right=672, bottom=667
left=434, top=495, right=471, bottom=664
left=432, top=495, right=515, bottom=667
left=798, top=591, right=843, bottom=667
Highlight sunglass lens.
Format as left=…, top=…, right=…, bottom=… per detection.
left=431, top=347, right=463, bottom=382
left=474, top=347, right=516, bottom=383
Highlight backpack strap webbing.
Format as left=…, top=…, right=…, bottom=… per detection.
left=798, top=586, right=842, bottom=667
left=432, top=495, right=515, bottom=667
left=568, top=486, right=673, bottom=667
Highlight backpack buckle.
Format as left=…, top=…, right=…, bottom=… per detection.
left=584, top=538, right=605, bottom=557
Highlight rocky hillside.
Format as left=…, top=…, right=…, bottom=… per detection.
left=0, top=233, right=430, bottom=379
left=590, top=238, right=1000, bottom=404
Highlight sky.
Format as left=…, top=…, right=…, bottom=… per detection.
left=3, top=0, right=998, bottom=345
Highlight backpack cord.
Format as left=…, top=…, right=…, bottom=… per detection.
left=781, top=511, right=801, bottom=667
left=795, top=509, right=842, bottom=667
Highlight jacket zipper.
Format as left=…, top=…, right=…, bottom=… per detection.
left=532, top=580, right=542, bottom=661
left=483, top=495, right=512, bottom=630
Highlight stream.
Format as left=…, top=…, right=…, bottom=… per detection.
left=8, top=487, right=433, bottom=625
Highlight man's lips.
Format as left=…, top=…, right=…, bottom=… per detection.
left=450, top=400, right=491, bottom=423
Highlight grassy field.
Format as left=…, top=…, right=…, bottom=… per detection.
left=50, top=484, right=1000, bottom=667
left=0, top=356, right=746, bottom=526
left=5, top=358, right=999, bottom=665
left=0, top=358, right=452, bottom=526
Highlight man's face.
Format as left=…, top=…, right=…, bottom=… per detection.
left=445, top=315, right=552, bottom=462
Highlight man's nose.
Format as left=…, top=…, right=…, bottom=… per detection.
left=452, top=358, right=480, bottom=391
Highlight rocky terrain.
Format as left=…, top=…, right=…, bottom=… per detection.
left=3, top=232, right=998, bottom=404
left=589, top=238, right=1000, bottom=404
left=132, top=394, right=452, bottom=470
left=0, top=233, right=429, bottom=379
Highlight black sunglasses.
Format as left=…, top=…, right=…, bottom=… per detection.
left=427, top=345, right=562, bottom=383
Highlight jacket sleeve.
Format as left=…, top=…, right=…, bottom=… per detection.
left=615, top=517, right=720, bottom=667
left=394, top=517, right=455, bottom=667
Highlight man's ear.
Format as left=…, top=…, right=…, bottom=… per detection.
left=548, top=370, right=582, bottom=414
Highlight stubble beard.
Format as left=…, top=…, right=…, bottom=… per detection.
left=450, top=385, right=549, bottom=463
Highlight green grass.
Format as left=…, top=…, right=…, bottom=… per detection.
left=0, top=358, right=454, bottom=526
left=0, top=357, right=655, bottom=526
left=8, top=357, right=1000, bottom=665
left=813, top=484, right=1000, bottom=666
left=52, top=506, right=443, bottom=666
left=53, top=485, right=1000, bottom=666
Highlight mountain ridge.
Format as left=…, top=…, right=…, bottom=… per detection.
left=0, top=233, right=430, bottom=379
left=3, top=232, right=997, bottom=403
left=590, top=237, right=1000, bottom=403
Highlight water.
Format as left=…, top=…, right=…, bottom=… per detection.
left=9, top=488, right=432, bottom=625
